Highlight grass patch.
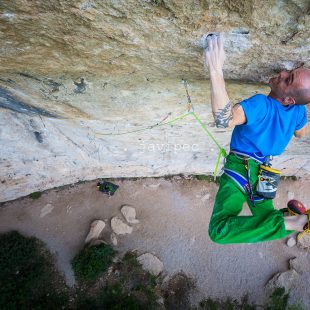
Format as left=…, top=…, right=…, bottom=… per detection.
left=0, top=231, right=69, bottom=309
left=29, top=191, right=42, bottom=199
left=195, top=175, right=220, bottom=184
left=72, top=243, right=116, bottom=282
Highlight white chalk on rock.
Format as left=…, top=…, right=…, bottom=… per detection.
left=137, top=253, right=163, bottom=276
left=85, top=220, right=106, bottom=244
left=286, top=237, right=296, bottom=248
left=121, top=205, right=139, bottom=224
left=111, top=217, right=133, bottom=235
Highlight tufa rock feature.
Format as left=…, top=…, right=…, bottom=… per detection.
left=85, top=220, right=106, bottom=244
left=265, top=269, right=299, bottom=294
left=111, top=217, right=133, bottom=235
left=137, top=253, right=163, bottom=276
left=121, top=205, right=139, bottom=224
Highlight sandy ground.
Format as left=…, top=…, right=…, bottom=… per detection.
left=1, top=177, right=310, bottom=307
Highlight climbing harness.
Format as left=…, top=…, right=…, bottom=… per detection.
left=224, top=150, right=282, bottom=203
left=95, top=80, right=227, bottom=178
left=223, top=167, right=264, bottom=204
left=229, top=150, right=267, bottom=164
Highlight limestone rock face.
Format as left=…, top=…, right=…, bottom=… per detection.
left=0, top=0, right=309, bottom=81
left=0, top=0, right=309, bottom=202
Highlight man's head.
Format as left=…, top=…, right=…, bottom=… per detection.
left=268, top=67, right=310, bottom=105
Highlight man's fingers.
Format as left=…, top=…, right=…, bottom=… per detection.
left=205, top=49, right=211, bottom=64
left=207, top=36, right=213, bottom=51
left=218, top=33, right=224, bottom=51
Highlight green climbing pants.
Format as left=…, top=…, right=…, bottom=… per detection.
left=208, top=153, right=294, bottom=244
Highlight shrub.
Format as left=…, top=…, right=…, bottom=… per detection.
left=72, top=243, right=116, bottom=282
left=29, top=191, right=42, bottom=199
left=0, top=231, right=69, bottom=309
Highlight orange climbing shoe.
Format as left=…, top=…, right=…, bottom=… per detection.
left=297, top=210, right=310, bottom=241
left=287, top=199, right=306, bottom=216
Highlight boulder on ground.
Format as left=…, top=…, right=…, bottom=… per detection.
left=85, top=220, right=105, bottom=244
left=265, top=269, right=299, bottom=293
left=121, top=205, right=139, bottom=224
left=286, top=237, right=296, bottom=248
left=137, top=253, right=163, bottom=276
left=111, top=217, right=133, bottom=235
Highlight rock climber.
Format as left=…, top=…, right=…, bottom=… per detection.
left=205, top=33, right=310, bottom=244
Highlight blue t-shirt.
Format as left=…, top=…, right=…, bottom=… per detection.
left=230, top=94, right=308, bottom=156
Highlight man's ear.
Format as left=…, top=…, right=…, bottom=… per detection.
left=283, top=96, right=296, bottom=105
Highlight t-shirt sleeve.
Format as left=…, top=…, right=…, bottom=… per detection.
left=240, top=94, right=267, bottom=126
left=295, top=106, right=308, bottom=130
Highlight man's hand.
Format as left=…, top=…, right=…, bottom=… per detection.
left=204, top=33, right=246, bottom=128
left=205, top=34, right=226, bottom=75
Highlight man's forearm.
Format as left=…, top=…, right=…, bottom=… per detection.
left=210, top=70, right=232, bottom=128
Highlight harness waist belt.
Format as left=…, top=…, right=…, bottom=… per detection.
left=230, top=150, right=269, bottom=164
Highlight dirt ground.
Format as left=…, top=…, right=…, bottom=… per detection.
left=1, top=177, right=310, bottom=307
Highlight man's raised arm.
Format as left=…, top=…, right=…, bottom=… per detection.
left=205, top=34, right=246, bottom=128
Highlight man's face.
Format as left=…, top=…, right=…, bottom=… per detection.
left=269, top=67, right=310, bottom=101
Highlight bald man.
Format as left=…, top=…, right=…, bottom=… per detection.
left=205, top=34, right=309, bottom=244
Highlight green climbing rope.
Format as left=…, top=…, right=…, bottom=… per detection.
left=95, top=111, right=227, bottom=177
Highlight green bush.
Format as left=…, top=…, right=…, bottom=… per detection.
left=0, top=231, right=69, bottom=309
left=77, top=284, right=145, bottom=310
left=29, top=191, right=42, bottom=199
left=72, top=244, right=116, bottom=282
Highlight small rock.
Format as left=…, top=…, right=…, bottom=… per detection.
left=85, top=220, right=106, bottom=243
left=111, top=233, right=118, bottom=246
left=137, top=253, right=163, bottom=276
left=289, top=257, right=302, bottom=274
left=297, top=233, right=310, bottom=249
left=40, top=203, right=54, bottom=217
left=287, top=191, right=294, bottom=200
left=201, top=193, right=210, bottom=202
left=111, top=217, right=133, bottom=235
left=156, top=297, right=164, bottom=305
left=265, top=269, right=299, bottom=293
left=143, top=183, right=160, bottom=189
left=121, top=205, right=139, bottom=224
left=286, top=237, right=296, bottom=247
